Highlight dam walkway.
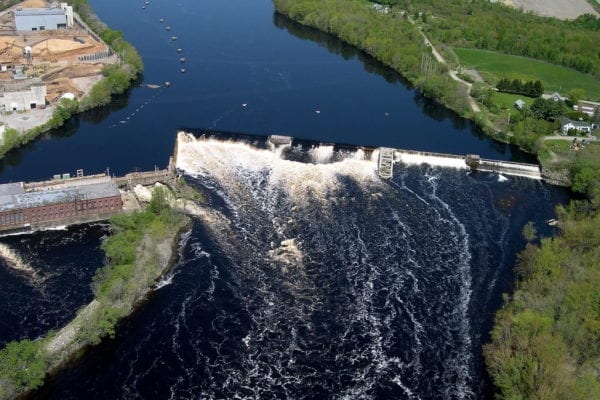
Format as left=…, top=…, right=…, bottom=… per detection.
left=378, top=148, right=542, bottom=180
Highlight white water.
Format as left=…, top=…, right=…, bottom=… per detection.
left=171, top=132, right=480, bottom=399
left=175, top=132, right=381, bottom=204
left=0, top=243, right=41, bottom=281
left=395, top=152, right=468, bottom=170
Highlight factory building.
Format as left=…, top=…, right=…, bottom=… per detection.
left=14, top=2, right=74, bottom=31
left=0, top=175, right=123, bottom=233
left=0, top=80, right=46, bottom=111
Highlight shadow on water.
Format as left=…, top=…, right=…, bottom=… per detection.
left=273, top=12, right=408, bottom=87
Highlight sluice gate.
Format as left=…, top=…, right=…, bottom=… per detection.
left=378, top=148, right=395, bottom=179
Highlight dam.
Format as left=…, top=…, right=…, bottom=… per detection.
left=382, top=149, right=542, bottom=180
left=0, top=131, right=544, bottom=235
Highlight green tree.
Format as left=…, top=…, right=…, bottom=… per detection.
left=0, top=340, right=46, bottom=392
left=522, top=221, right=537, bottom=242
left=567, top=88, right=586, bottom=106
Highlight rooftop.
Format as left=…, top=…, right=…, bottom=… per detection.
left=560, top=117, right=591, bottom=127
left=0, top=179, right=120, bottom=212
left=15, top=8, right=66, bottom=17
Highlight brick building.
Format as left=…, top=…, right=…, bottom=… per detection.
left=0, top=175, right=122, bottom=233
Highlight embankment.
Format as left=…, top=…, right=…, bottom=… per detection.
left=0, top=187, right=190, bottom=400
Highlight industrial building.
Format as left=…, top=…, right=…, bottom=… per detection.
left=0, top=175, right=123, bottom=234
left=14, top=2, right=74, bottom=32
left=0, top=79, right=46, bottom=111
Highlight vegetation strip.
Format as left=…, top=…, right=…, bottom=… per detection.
left=0, top=0, right=143, bottom=159
left=0, top=187, right=190, bottom=399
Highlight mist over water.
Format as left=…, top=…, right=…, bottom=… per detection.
left=29, top=135, right=566, bottom=399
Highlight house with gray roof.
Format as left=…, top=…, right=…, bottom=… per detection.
left=560, top=117, right=592, bottom=135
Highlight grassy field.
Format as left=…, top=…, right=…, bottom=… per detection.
left=493, top=92, right=535, bottom=109
left=454, top=48, right=600, bottom=100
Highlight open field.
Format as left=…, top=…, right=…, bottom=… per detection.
left=454, top=48, right=600, bottom=100
left=501, top=0, right=598, bottom=19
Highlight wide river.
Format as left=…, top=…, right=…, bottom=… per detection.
left=0, top=0, right=570, bottom=399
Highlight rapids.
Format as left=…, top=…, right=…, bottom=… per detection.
left=29, top=134, right=566, bottom=400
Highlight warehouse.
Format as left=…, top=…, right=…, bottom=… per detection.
left=0, top=80, right=47, bottom=111
left=14, top=3, right=74, bottom=31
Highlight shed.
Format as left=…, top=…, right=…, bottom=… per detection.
left=514, top=99, right=526, bottom=110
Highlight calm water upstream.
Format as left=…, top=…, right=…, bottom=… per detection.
left=0, top=0, right=570, bottom=399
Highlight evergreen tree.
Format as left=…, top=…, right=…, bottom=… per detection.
left=510, top=79, right=522, bottom=93
left=533, top=80, right=543, bottom=97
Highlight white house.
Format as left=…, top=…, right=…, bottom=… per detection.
left=560, top=117, right=592, bottom=135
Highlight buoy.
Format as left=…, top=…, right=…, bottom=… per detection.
left=160, top=18, right=164, bottom=23
left=180, top=68, right=186, bottom=73
left=242, top=103, right=247, bottom=107
left=142, top=6, right=146, bottom=9
left=166, top=26, right=171, bottom=31
left=315, top=110, right=321, bottom=114
left=165, top=81, right=171, bottom=87
left=171, top=36, right=177, bottom=41
left=179, top=57, right=186, bottom=63
left=177, top=48, right=183, bottom=53
left=145, top=1, right=149, bottom=4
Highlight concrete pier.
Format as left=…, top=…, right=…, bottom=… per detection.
left=268, top=135, right=293, bottom=146
left=378, top=148, right=395, bottom=179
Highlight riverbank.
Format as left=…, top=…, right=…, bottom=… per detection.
left=0, top=0, right=143, bottom=160
left=0, top=187, right=190, bottom=400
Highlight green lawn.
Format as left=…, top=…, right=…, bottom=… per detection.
left=493, top=92, right=534, bottom=110
left=454, top=48, right=600, bottom=100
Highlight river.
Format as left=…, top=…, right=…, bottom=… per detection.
left=0, top=0, right=569, bottom=399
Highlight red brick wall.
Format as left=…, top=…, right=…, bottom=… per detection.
left=0, top=195, right=123, bottom=227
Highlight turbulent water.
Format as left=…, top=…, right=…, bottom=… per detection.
left=29, top=134, right=565, bottom=400
left=0, top=224, right=108, bottom=346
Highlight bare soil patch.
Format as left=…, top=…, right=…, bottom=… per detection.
left=502, top=0, right=598, bottom=19
left=19, top=0, right=48, bottom=8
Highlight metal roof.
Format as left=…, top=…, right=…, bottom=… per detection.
left=0, top=181, right=120, bottom=213
left=15, top=8, right=66, bottom=17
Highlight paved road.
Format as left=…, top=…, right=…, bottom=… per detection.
left=543, top=135, right=597, bottom=141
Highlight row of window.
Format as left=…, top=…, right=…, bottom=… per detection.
left=0, top=198, right=121, bottom=226
left=0, top=213, right=25, bottom=226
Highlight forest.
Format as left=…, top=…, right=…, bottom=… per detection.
left=373, top=0, right=600, bottom=76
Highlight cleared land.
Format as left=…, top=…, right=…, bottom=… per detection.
left=454, top=48, right=600, bottom=100
left=501, top=0, right=598, bottom=19
left=0, top=0, right=117, bottom=106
